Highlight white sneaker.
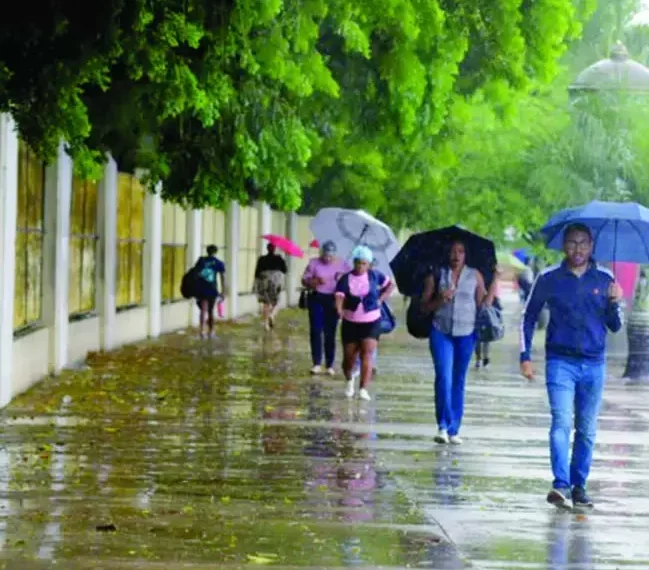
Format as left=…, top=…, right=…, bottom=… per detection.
left=449, top=435, right=463, bottom=445
left=351, top=369, right=360, bottom=381
left=344, top=379, right=355, bottom=399
left=358, top=388, right=371, bottom=402
left=434, top=429, right=449, bottom=444
left=326, top=368, right=336, bottom=376
left=310, top=365, right=323, bottom=375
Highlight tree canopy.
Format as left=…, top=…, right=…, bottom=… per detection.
left=440, top=0, right=649, bottom=243
left=0, top=0, right=590, bottom=218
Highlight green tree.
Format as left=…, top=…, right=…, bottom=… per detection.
left=1, top=0, right=587, bottom=214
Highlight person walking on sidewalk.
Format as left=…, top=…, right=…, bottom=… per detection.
left=335, top=246, right=395, bottom=402
left=520, top=223, right=623, bottom=509
left=352, top=257, right=379, bottom=381
left=421, top=240, right=491, bottom=445
left=254, top=243, right=288, bottom=331
left=194, top=245, right=226, bottom=339
left=302, top=241, right=350, bottom=376
left=475, top=264, right=502, bottom=370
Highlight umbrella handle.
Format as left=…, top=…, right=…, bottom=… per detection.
left=345, top=223, right=370, bottom=264
left=358, top=223, right=369, bottom=244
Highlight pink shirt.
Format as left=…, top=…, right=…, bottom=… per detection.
left=335, top=272, right=390, bottom=323
left=302, top=257, right=350, bottom=294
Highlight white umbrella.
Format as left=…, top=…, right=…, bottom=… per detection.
left=310, top=208, right=400, bottom=277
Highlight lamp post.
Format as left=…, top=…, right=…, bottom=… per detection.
left=569, top=41, right=649, bottom=381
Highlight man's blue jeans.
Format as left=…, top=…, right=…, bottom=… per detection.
left=429, top=328, right=476, bottom=436
left=308, top=294, right=339, bottom=368
left=546, top=358, right=606, bottom=490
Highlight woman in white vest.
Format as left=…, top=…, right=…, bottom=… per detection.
left=420, top=240, right=492, bottom=445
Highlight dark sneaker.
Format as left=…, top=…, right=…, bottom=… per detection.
left=547, top=487, right=572, bottom=509
left=572, top=487, right=594, bottom=509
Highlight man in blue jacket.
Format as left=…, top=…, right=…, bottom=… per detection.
left=520, top=223, right=623, bottom=509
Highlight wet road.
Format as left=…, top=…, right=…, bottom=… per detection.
left=1, top=302, right=649, bottom=569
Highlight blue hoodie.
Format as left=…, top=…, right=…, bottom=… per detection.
left=520, top=261, right=623, bottom=363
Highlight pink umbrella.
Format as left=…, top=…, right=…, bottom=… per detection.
left=262, top=234, right=304, bottom=258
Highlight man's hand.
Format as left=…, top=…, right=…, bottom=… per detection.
left=520, top=360, right=534, bottom=381
left=608, top=282, right=623, bottom=303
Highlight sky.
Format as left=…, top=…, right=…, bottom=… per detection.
left=631, top=1, right=649, bottom=25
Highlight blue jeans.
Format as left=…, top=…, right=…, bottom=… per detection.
left=546, top=358, right=605, bottom=490
left=308, top=294, right=339, bottom=368
left=429, top=328, right=476, bottom=436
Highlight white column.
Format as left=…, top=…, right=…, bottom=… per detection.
left=257, top=201, right=271, bottom=255
left=96, top=156, right=118, bottom=351
left=186, top=209, right=202, bottom=327
left=286, top=212, right=299, bottom=307
left=0, top=115, right=18, bottom=407
left=225, top=202, right=240, bottom=319
left=43, top=142, right=72, bottom=374
left=143, top=189, right=162, bottom=338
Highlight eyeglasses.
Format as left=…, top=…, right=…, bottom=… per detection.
left=565, top=239, right=592, bottom=250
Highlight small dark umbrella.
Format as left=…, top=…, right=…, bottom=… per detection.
left=390, top=225, right=497, bottom=296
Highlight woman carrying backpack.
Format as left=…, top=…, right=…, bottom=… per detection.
left=335, top=246, right=395, bottom=402
left=420, top=240, right=493, bottom=444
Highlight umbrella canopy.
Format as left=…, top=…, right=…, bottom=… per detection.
left=262, top=234, right=304, bottom=258
left=310, top=208, right=400, bottom=276
left=513, top=248, right=531, bottom=265
left=497, top=250, right=526, bottom=271
left=390, top=225, right=497, bottom=296
left=540, top=200, right=649, bottom=262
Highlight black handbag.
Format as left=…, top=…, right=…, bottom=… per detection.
left=406, top=271, right=440, bottom=339
left=299, top=290, right=310, bottom=309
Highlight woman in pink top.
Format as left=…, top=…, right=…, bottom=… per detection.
left=335, top=245, right=395, bottom=401
left=302, top=241, right=350, bottom=375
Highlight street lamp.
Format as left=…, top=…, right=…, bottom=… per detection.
left=569, top=41, right=649, bottom=381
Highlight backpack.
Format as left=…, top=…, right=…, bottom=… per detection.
left=180, top=266, right=199, bottom=299
left=406, top=270, right=439, bottom=339
left=379, top=302, right=397, bottom=335
left=476, top=304, right=505, bottom=343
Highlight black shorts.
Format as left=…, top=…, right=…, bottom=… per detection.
left=196, top=296, right=217, bottom=311
left=341, top=319, right=381, bottom=345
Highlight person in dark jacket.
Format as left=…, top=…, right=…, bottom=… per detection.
left=194, top=245, right=226, bottom=339
left=520, top=223, right=623, bottom=509
left=254, top=243, right=288, bottom=330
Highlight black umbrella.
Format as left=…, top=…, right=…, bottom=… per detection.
left=390, top=226, right=497, bottom=296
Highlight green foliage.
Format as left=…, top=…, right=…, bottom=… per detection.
left=421, top=1, right=649, bottom=245
left=0, top=0, right=588, bottom=214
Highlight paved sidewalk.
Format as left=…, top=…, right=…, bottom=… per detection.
left=0, top=304, right=648, bottom=569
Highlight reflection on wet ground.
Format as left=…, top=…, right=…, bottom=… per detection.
left=1, top=306, right=649, bottom=569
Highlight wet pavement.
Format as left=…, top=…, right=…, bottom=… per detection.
left=1, top=300, right=649, bottom=569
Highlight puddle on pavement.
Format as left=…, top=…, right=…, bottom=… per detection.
left=1, top=311, right=648, bottom=569
left=0, top=315, right=466, bottom=569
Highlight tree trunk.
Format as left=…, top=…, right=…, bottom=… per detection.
left=623, top=306, right=649, bottom=381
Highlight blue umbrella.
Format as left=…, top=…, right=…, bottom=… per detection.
left=540, top=200, right=649, bottom=262
left=513, top=248, right=530, bottom=264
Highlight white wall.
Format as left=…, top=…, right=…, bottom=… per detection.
left=0, top=115, right=307, bottom=405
